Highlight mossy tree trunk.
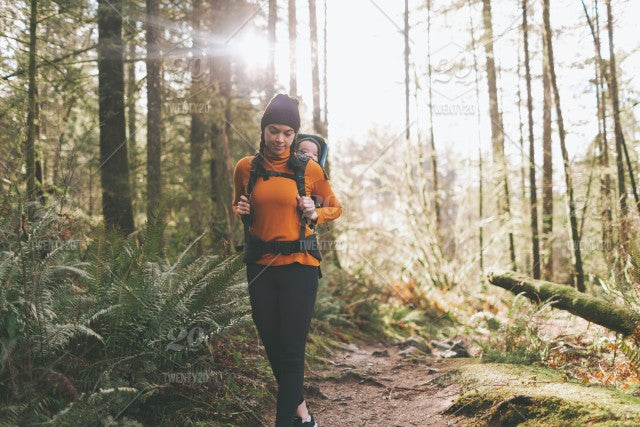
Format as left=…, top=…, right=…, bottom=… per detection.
left=488, top=271, right=640, bottom=337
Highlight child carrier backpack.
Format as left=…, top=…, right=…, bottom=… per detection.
left=241, top=153, right=323, bottom=265
left=295, top=134, right=328, bottom=210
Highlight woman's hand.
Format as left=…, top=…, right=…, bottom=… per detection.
left=237, top=195, right=251, bottom=215
left=296, top=195, right=318, bottom=221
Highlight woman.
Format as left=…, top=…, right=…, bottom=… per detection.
left=232, top=94, right=342, bottom=426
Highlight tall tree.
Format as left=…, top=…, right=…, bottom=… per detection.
left=516, top=35, right=527, bottom=203
left=468, top=0, right=484, bottom=273
left=481, top=0, right=516, bottom=270
left=25, top=0, right=38, bottom=219
left=580, top=0, right=613, bottom=260
left=522, top=0, right=540, bottom=279
left=541, top=0, right=553, bottom=279
left=543, top=0, right=585, bottom=291
left=146, top=0, right=162, bottom=224
left=288, top=0, right=297, bottom=96
left=426, top=0, right=440, bottom=231
left=267, top=0, right=277, bottom=99
left=595, top=0, right=612, bottom=256
left=97, top=0, right=135, bottom=234
left=606, top=0, right=639, bottom=221
left=218, top=57, right=235, bottom=250
left=209, top=0, right=236, bottom=253
left=309, top=0, right=324, bottom=135
left=322, top=0, right=328, bottom=130
left=126, top=18, right=139, bottom=217
left=403, top=0, right=410, bottom=140
left=189, top=0, right=206, bottom=244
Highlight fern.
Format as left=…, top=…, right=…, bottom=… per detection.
left=619, top=339, right=640, bottom=374
left=0, top=196, right=248, bottom=424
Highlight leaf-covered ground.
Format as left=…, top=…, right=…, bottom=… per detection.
left=260, top=340, right=640, bottom=426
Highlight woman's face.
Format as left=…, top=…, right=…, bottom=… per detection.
left=264, top=124, right=295, bottom=156
left=297, top=140, right=319, bottom=163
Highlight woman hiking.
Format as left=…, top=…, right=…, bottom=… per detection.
left=232, top=94, right=342, bottom=426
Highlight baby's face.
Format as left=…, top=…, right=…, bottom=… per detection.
left=297, top=140, right=319, bottom=163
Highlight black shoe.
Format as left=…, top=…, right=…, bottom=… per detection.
left=300, top=414, right=317, bottom=427
left=292, top=416, right=302, bottom=427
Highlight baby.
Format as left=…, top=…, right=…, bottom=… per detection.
left=295, top=134, right=327, bottom=212
left=296, top=137, right=322, bottom=163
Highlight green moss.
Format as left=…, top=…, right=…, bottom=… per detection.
left=442, top=362, right=640, bottom=426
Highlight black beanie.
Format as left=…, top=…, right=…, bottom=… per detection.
left=261, top=94, right=301, bottom=133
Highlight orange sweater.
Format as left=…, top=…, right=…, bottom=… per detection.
left=232, top=149, right=342, bottom=266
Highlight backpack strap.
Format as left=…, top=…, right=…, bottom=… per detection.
left=241, top=155, right=261, bottom=246
left=294, top=157, right=309, bottom=241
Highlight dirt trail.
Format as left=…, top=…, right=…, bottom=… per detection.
left=264, top=341, right=472, bottom=426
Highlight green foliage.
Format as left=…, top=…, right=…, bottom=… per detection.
left=618, top=339, right=640, bottom=373
left=0, top=196, right=249, bottom=425
left=470, top=295, right=552, bottom=365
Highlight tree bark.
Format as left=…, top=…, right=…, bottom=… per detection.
left=468, top=0, right=484, bottom=273
left=97, top=0, right=135, bottom=234
left=542, top=0, right=584, bottom=292
left=288, top=0, right=297, bottom=96
left=146, top=0, right=162, bottom=225
left=267, top=0, right=277, bottom=99
left=25, top=0, right=38, bottom=220
left=522, top=0, right=540, bottom=279
left=189, top=0, right=206, bottom=245
left=219, top=57, right=235, bottom=251
left=588, top=0, right=614, bottom=260
left=322, top=0, right=328, bottom=130
left=426, top=0, right=441, bottom=233
left=404, top=0, right=410, bottom=141
left=541, top=3, right=553, bottom=280
left=482, top=0, right=516, bottom=271
left=309, top=0, right=324, bottom=135
left=606, top=0, right=639, bottom=220
left=126, top=14, right=138, bottom=218
left=209, top=0, right=235, bottom=254
left=488, top=271, right=640, bottom=337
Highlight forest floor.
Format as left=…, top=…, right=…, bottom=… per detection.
left=263, top=341, right=472, bottom=426
left=260, top=337, right=640, bottom=427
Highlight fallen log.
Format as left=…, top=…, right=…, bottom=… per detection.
left=487, top=271, right=640, bottom=337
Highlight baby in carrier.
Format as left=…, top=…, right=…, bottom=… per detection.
left=294, top=134, right=328, bottom=212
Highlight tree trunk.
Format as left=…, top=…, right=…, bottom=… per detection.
left=219, top=57, right=235, bottom=251
left=53, top=98, right=76, bottom=188
left=516, top=35, right=526, bottom=203
left=126, top=14, right=138, bottom=219
left=267, top=0, right=277, bottom=99
left=543, top=0, right=585, bottom=292
left=288, top=0, right=297, bottom=96
left=146, top=0, right=162, bottom=226
left=189, top=0, right=206, bottom=246
left=309, top=0, right=324, bottom=135
left=209, top=0, right=235, bottom=254
left=97, top=0, right=135, bottom=234
left=482, top=0, right=516, bottom=271
left=605, top=0, right=627, bottom=223
left=588, top=0, right=613, bottom=262
left=426, top=0, right=441, bottom=233
left=25, top=0, right=38, bottom=220
left=606, top=0, right=639, bottom=219
left=522, top=0, right=540, bottom=279
left=488, top=271, right=640, bottom=337
left=322, top=0, right=328, bottom=130
left=468, top=0, right=484, bottom=274
left=541, top=3, right=553, bottom=280
left=403, top=0, right=410, bottom=141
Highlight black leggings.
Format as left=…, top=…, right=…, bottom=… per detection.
left=247, top=262, right=319, bottom=427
